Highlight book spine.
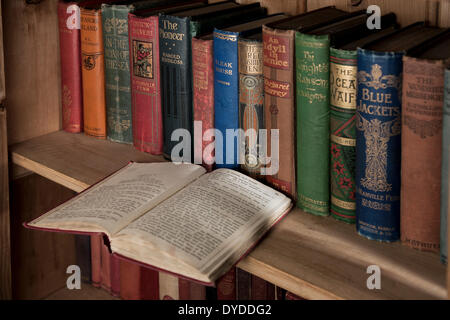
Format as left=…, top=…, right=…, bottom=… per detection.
left=80, top=8, right=107, bottom=139
left=159, top=272, right=179, bottom=300
left=236, top=268, right=251, bottom=300
left=401, top=56, right=445, bottom=252
left=100, top=237, right=111, bottom=292
left=217, top=267, right=236, bottom=300
left=58, top=1, right=83, bottom=133
left=178, top=279, right=206, bottom=300
left=74, top=235, right=91, bottom=283
left=356, top=49, right=402, bottom=242
left=102, top=5, right=133, bottom=144
left=90, top=234, right=102, bottom=287
left=129, top=14, right=163, bottom=155
left=262, top=26, right=296, bottom=199
left=329, top=48, right=357, bottom=223
left=119, top=259, right=141, bottom=299
left=214, top=29, right=239, bottom=169
left=441, top=68, right=450, bottom=264
left=296, top=32, right=330, bottom=216
left=192, top=37, right=214, bottom=171
left=159, top=15, right=193, bottom=160
left=251, top=275, right=275, bottom=300
left=238, top=38, right=265, bottom=177
left=110, top=253, right=120, bottom=297
left=139, top=267, right=159, bottom=300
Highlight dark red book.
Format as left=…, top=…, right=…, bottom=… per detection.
left=90, top=234, right=102, bottom=288
left=251, top=275, right=275, bottom=300
left=100, top=236, right=111, bottom=292
left=216, top=267, right=236, bottom=300
left=58, top=0, right=83, bottom=133
left=179, top=278, right=206, bottom=300
left=128, top=13, right=163, bottom=155
left=120, top=261, right=159, bottom=300
left=192, top=37, right=214, bottom=171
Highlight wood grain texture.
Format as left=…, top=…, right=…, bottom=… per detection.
left=0, top=1, right=6, bottom=103
left=332, top=0, right=441, bottom=26
left=10, top=174, right=77, bottom=299
left=44, top=282, right=119, bottom=300
left=9, top=130, right=447, bottom=299
left=439, top=0, right=450, bottom=26
left=307, top=0, right=336, bottom=11
left=10, top=131, right=165, bottom=193
left=237, top=0, right=306, bottom=15
left=0, top=107, right=11, bottom=299
left=3, top=0, right=61, bottom=145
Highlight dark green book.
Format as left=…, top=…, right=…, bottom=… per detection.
left=159, top=1, right=267, bottom=160
left=295, top=11, right=386, bottom=216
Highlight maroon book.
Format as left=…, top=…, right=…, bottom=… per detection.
left=128, top=13, right=163, bottom=155
left=58, top=0, right=83, bottom=133
left=251, top=275, right=275, bottom=300
left=217, top=267, right=236, bottom=300
left=179, top=278, right=206, bottom=300
left=192, top=37, right=214, bottom=171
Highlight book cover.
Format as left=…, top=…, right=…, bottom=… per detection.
left=239, top=38, right=264, bottom=176
left=80, top=6, right=107, bottom=139
left=356, top=49, right=402, bottom=242
left=401, top=56, right=446, bottom=252
left=90, top=234, right=102, bottom=287
left=262, top=26, right=296, bottom=199
left=120, top=261, right=159, bottom=299
left=295, top=32, right=330, bottom=216
left=58, top=0, right=83, bottom=133
left=329, top=48, right=357, bottom=223
left=441, top=68, right=450, bottom=264
left=192, top=37, right=214, bottom=171
left=129, top=13, right=163, bottom=154
left=214, top=28, right=240, bottom=169
left=102, top=4, right=134, bottom=144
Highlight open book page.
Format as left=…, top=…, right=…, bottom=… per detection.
left=111, top=169, right=292, bottom=283
left=27, top=162, right=206, bottom=236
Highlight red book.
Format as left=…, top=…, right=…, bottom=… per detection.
left=100, top=236, right=111, bottom=292
left=179, top=278, right=206, bottom=300
left=90, top=234, right=102, bottom=288
left=110, top=254, right=120, bottom=297
left=217, top=267, right=236, bottom=300
left=192, top=37, right=214, bottom=171
left=128, top=13, right=163, bottom=155
left=251, top=275, right=275, bottom=300
left=58, top=0, right=83, bottom=133
left=120, top=261, right=159, bottom=300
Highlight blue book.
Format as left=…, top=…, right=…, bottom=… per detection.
left=355, top=49, right=402, bottom=242
left=441, top=68, right=450, bottom=264
left=214, top=28, right=240, bottom=168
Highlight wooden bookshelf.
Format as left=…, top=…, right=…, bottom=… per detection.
left=10, top=130, right=448, bottom=300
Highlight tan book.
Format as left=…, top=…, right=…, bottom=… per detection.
left=25, top=162, right=291, bottom=285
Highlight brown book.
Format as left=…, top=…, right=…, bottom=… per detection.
left=90, top=234, right=102, bottom=287
left=262, top=7, right=351, bottom=199
left=80, top=5, right=107, bottom=139
left=251, top=275, right=275, bottom=300
left=401, top=31, right=450, bottom=252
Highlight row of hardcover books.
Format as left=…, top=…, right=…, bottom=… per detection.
left=59, top=0, right=450, bottom=297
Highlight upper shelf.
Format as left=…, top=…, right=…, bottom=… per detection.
left=10, top=130, right=448, bottom=300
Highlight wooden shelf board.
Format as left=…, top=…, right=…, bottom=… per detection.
left=10, top=130, right=447, bottom=300
left=44, top=283, right=119, bottom=300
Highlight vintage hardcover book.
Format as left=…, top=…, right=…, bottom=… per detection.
left=120, top=260, right=159, bottom=299
left=25, top=162, right=292, bottom=286
left=192, top=36, right=214, bottom=171
left=74, top=234, right=91, bottom=282
left=100, top=236, right=111, bottom=292
left=216, top=268, right=236, bottom=300
left=236, top=268, right=251, bottom=299
left=251, top=275, right=275, bottom=300
left=58, top=0, right=84, bottom=133
left=179, top=278, right=206, bottom=300
left=327, top=16, right=398, bottom=223
left=80, top=5, right=107, bottom=139
left=442, top=67, right=450, bottom=264
left=296, top=11, right=396, bottom=217
left=159, top=1, right=267, bottom=160
left=111, top=253, right=120, bottom=296
left=90, top=233, right=102, bottom=287
left=192, top=14, right=286, bottom=172
left=128, top=2, right=207, bottom=155
left=262, top=7, right=350, bottom=199
left=401, top=32, right=450, bottom=252
left=356, top=23, right=447, bottom=241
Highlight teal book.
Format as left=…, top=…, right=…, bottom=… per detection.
left=441, top=67, right=450, bottom=264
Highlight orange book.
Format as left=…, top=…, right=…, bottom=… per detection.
left=80, top=6, right=107, bottom=139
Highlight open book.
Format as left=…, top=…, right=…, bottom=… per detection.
left=25, top=162, right=292, bottom=285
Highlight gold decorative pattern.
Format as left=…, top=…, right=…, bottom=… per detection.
left=357, top=64, right=400, bottom=90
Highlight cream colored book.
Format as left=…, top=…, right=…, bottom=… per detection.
left=26, top=162, right=292, bottom=285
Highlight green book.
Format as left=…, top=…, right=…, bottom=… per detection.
left=295, top=32, right=330, bottom=216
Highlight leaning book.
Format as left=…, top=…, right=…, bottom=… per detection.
left=24, top=162, right=292, bottom=285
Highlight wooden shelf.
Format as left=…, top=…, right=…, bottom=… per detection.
left=10, top=130, right=448, bottom=300
left=44, top=283, right=119, bottom=300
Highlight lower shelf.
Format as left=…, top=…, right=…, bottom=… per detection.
left=44, top=283, right=119, bottom=300
left=10, top=130, right=448, bottom=299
